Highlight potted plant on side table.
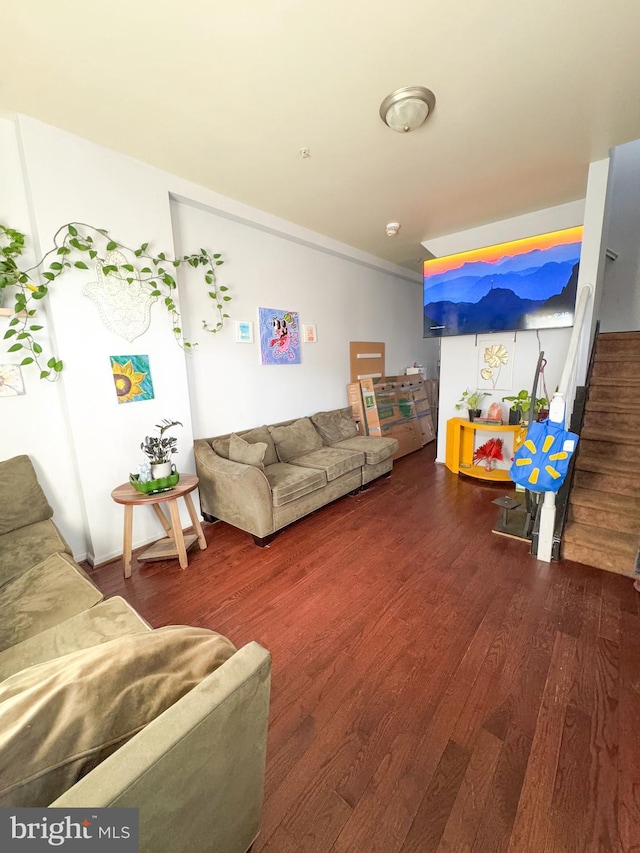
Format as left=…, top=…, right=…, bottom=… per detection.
left=456, top=389, right=489, bottom=422
left=141, top=418, right=183, bottom=479
left=501, top=391, right=549, bottom=425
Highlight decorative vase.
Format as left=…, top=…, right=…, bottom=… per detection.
left=468, top=409, right=481, bottom=422
left=151, top=461, right=174, bottom=479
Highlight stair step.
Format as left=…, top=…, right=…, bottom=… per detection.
left=562, top=539, right=637, bottom=577
left=569, top=486, right=640, bottom=517
left=573, top=469, right=639, bottom=498
left=587, top=384, right=639, bottom=405
left=575, top=453, right=640, bottom=478
left=595, top=335, right=640, bottom=361
left=585, top=399, right=640, bottom=414
left=590, top=362, right=640, bottom=385
left=578, top=438, right=640, bottom=464
left=583, top=410, right=638, bottom=431
left=568, top=503, right=639, bottom=535
left=580, top=424, right=637, bottom=445
left=563, top=520, right=639, bottom=557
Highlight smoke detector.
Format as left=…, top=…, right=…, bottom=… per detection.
left=386, top=222, right=401, bottom=237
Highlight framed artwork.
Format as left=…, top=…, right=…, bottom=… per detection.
left=303, top=324, right=317, bottom=343
left=110, top=354, right=155, bottom=404
left=235, top=321, right=254, bottom=343
left=0, top=364, right=25, bottom=396
left=258, top=308, right=301, bottom=365
left=476, top=336, right=515, bottom=391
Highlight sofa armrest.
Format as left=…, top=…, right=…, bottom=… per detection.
left=194, top=439, right=275, bottom=538
left=50, top=642, right=271, bottom=853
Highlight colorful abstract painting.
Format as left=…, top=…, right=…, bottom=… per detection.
left=110, top=354, right=155, bottom=404
left=423, top=226, right=583, bottom=338
left=258, top=308, right=301, bottom=365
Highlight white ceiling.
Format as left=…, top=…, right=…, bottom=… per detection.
left=3, top=1, right=640, bottom=272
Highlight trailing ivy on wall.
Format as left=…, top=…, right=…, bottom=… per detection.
left=0, top=222, right=231, bottom=380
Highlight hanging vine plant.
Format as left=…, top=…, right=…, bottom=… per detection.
left=0, top=222, right=231, bottom=380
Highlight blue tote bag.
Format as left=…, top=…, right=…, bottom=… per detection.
left=509, top=419, right=579, bottom=493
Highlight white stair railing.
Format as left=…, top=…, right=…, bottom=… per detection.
left=536, top=283, right=594, bottom=563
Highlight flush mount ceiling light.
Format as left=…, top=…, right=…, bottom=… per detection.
left=379, top=86, right=436, bottom=133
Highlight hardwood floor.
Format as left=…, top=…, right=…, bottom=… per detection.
left=90, top=444, right=640, bottom=852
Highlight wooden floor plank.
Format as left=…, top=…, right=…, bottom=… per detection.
left=436, top=728, right=504, bottom=852
left=85, top=443, right=640, bottom=853
left=618, top=679, right=640, bottom=852
left=507, top=631, right=578, bottom=853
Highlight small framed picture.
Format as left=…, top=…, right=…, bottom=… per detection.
left=235, top=321, right=254, bottom=343
left=303, top=324, right=317, bottom=343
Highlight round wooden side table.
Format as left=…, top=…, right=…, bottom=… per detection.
left=111, top=474, right=207, bottom=578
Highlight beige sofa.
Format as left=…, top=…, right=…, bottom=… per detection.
left=194, top=407, right=399, bottom=545
left=0, top=454, right=271, bottom=853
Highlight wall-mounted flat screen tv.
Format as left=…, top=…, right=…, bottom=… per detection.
left=423, top=225, right=583, bottom=338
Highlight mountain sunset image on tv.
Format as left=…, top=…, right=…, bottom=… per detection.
left=423, top=226, right=583, bottom=338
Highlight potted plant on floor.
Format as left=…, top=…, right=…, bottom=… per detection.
left=141, top=418, right=183, bottom=479
left=456, top=389, right=489, bottom=422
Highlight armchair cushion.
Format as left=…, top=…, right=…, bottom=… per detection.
left=0, top=551, right=103, bottom=652
left=0, top=455, right=53, bottom=536
left=269, top=418, right=323, bottom=463
left=0, top=626, right=236, bottom=807
left=0, top=519, right=70, bottom=589
left=311, top=408, right=358, bottom=445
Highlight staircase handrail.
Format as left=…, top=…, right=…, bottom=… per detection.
left=549, top=283, right=594, bottom=426
left=536, top=283, right=593, bottom=563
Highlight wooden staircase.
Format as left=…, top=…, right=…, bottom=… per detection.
left=562, top=331, right=640, bottom=576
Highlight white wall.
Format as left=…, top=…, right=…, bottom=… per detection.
left=429, top=202, right=587, bottom=463
left=599, top=139, right=640, bottom=332
left=0, top=119, right=87, bottom=556
left=171, top=199, right=428, bottom=437
left=1, top=115, right=429, bottom=564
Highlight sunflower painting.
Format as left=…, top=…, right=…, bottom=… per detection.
left=110, top=355, right=154, bottom=404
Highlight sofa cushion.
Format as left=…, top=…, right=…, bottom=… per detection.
left=229, top=433, right=268, bottom=470
left=332, top=435, right=399, bottom=465
left=0, top=552, right=103, bottom=652
left=291, top=447, right=365, bottom=482
left=0, top=596, right=150, bottom=682
left=212, top=425, right=278, bottom=467
left=0, top=455, right=53, bottom=536
left=0, top=518, right=70, bottom=588
left=269, top=418, right=323, bottom=463
left=0, top=626, right=236, bottom=807
left=242, top=425, right=279, bottom=467
left=212, top=436, right=231, bottom=458
left=265, top=462, right=326, bottom=507
left=311, top=408, right=359, bottom=445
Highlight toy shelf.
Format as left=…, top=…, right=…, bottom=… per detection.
left=445, top=417, right=526, bottom=483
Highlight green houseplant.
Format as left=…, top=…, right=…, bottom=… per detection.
left=455, top=389, right=490, bottom=422
left=141, top=418, right=183, bottom=479
left=0, top=223, right=231, bottom=380
left=502, top=390, right=549, bottom=424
